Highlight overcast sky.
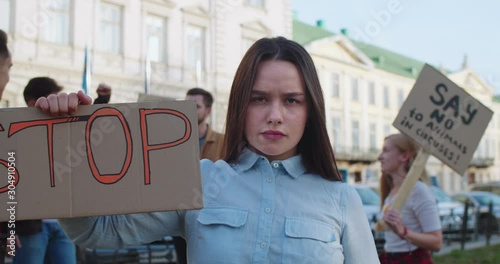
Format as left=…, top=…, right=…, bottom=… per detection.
left=292, top=0, right=500, bottom=95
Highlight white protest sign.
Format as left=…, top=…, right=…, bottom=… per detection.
left=393, top=64, right=493, bottom=175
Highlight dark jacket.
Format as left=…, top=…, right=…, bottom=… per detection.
left=1, top=220, right=42, bottom=237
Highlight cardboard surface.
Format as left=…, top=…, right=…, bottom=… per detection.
left=393, top=64, right=493, bottom=175
left=137, top=93, right=176, bottom=102
left=0, top=101, right=202, bottom=221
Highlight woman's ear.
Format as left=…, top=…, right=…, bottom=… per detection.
left=400, top=150, right=413, bottom=164
left=398, top=151, right=413, bottom=172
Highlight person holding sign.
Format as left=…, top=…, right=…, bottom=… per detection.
left=36, top=37, right=378, bottom=263
left=378, top=134, right=442, bottom=263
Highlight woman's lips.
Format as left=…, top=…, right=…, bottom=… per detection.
left=262, top=130, right=285, bottom=140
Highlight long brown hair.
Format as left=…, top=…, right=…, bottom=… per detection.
left=0, top=29, right=10, bottom=61
left=379, top=133, right=428, bottom=208
left=221, top=36, right=341, bottom=181
left=0, top=29, right=10, bottom=60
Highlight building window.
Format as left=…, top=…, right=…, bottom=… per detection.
left=41, top=0, right=71, bottom=44
left=146, top=15, right=166, bottom=62
left=242, top=37, right=257, bottom=57
left=369, top=123, right=377, bottom=151
left=485, top=137, right=491, bottom=157
left=478, top=138, right=485, bottom=158
left=352, top=120, right=359, bottom=151
left=99, top=3, right=122, bottom=54
left=332, top=117, right=341, bottom=152
left=397, top=88, right=405, bottom=108
left=384, top=124, right=391, bottom=137
left=331, top=72, right=340, bottom=97
left=246, top=0, right=265, bottom=8
left=351, top=77, right=359, bottom=101
left=0, top=0, right=10, bottom=32
left=490, top=138, right=497, bottom=158
left=383, top=85, right=390, bottom=108
left=368, top=81, right=375, bottom=105
left=185, top=25, right=205, bottom=71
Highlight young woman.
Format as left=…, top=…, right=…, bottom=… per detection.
left=378, top=134, right=442, bottom=264
left=36, top=37, right=379, bottom=263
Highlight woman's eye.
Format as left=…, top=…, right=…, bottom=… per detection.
left=251, top=97, right=266, bottom=103
left=286, top=98, right=299, bottom=104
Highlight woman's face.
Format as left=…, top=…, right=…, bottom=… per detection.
left=0, top=55, right=12, bottom=99
left=244, top=60, right=308, bottom=161
left=378, top=138, right=406, bottom=176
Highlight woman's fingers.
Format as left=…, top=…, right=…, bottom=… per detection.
left=57, top=92, right=69, bottom=116
left=35, top=91, right=92, bottom=116
left=68, top=92, right=80, bottom=115
left=77, top=90, right=93, bottom=105
left=34, top=97, right=50, bottom=115
left=46, top=94, right=60, bottom=116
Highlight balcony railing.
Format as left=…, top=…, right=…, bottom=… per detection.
left=333, top=146, right=380, bottom=163
left=468, top=157, right=495, bottom=168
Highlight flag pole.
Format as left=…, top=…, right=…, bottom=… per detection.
left=82, top=45, right=91, bottom=95
left=145, top=53, right=151, bottom=94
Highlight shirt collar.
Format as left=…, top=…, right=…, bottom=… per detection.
left=237, top=148, right=306, bottom=179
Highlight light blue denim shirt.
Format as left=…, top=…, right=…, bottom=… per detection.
left=59, top=148, right=379, bottom=263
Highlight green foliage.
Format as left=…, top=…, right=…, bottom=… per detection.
left=433, top=244, right=500, bottom=264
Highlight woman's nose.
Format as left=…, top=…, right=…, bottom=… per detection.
left=267, top=102, right=283, bottom=124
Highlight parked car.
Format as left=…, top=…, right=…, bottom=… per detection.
left=430, top=186, right=476, bottom=240
left=351, top=184, right=385, bottom=252
left=81, top=236, right=177, bottom=264
left=452, top=191, right=500, bottom=234
left=469, top=182, right=500, bottom=195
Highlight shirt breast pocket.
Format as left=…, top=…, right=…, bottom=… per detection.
left=193, top=208, right=249, bottom=261
left=282, top=217, right=343, bottom=264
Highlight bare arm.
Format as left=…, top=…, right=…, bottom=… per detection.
left=384, top=209, right=442, bottom=251
left=402, top=229, right=442, bottom=251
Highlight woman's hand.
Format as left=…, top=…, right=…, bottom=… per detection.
left=383, top=208, right=405, bottom=237
left=35, top=90, right=92, bottom=116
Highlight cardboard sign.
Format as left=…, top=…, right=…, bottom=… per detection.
left=394, top=64, right=493, bottom=175
left=0, top=101, right=202, bottom=221
left=137, top=93, right=175, bottom=103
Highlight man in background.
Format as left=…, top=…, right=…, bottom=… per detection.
left=172, top=87, right=224, bottom=264
left=186, top=87, right=224, bottom=161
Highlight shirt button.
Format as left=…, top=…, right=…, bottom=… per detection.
left=272, top=162, right=279, bottom=168
left=265, top=207, right=271, bottom=213
left=266, top=178, right=272, bottom=183
left=260, top=242, right=267, bottom=248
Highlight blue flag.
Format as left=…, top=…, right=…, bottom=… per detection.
left=82, top=45, right=91, bottom=94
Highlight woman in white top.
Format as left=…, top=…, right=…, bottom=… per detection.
left=378, top=133, right=442, bottom=263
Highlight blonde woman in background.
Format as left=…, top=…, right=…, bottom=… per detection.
left=378, top=133, right=442, bottom=264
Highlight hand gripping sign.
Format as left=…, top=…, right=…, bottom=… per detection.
left=376, top=64, right=493, bottom=230
left=0, top=101, right=202, bottom=221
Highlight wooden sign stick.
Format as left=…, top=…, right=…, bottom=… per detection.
left=391, top=148, right=430, bottom=211
left=376, top=148, right=430, bottom=230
